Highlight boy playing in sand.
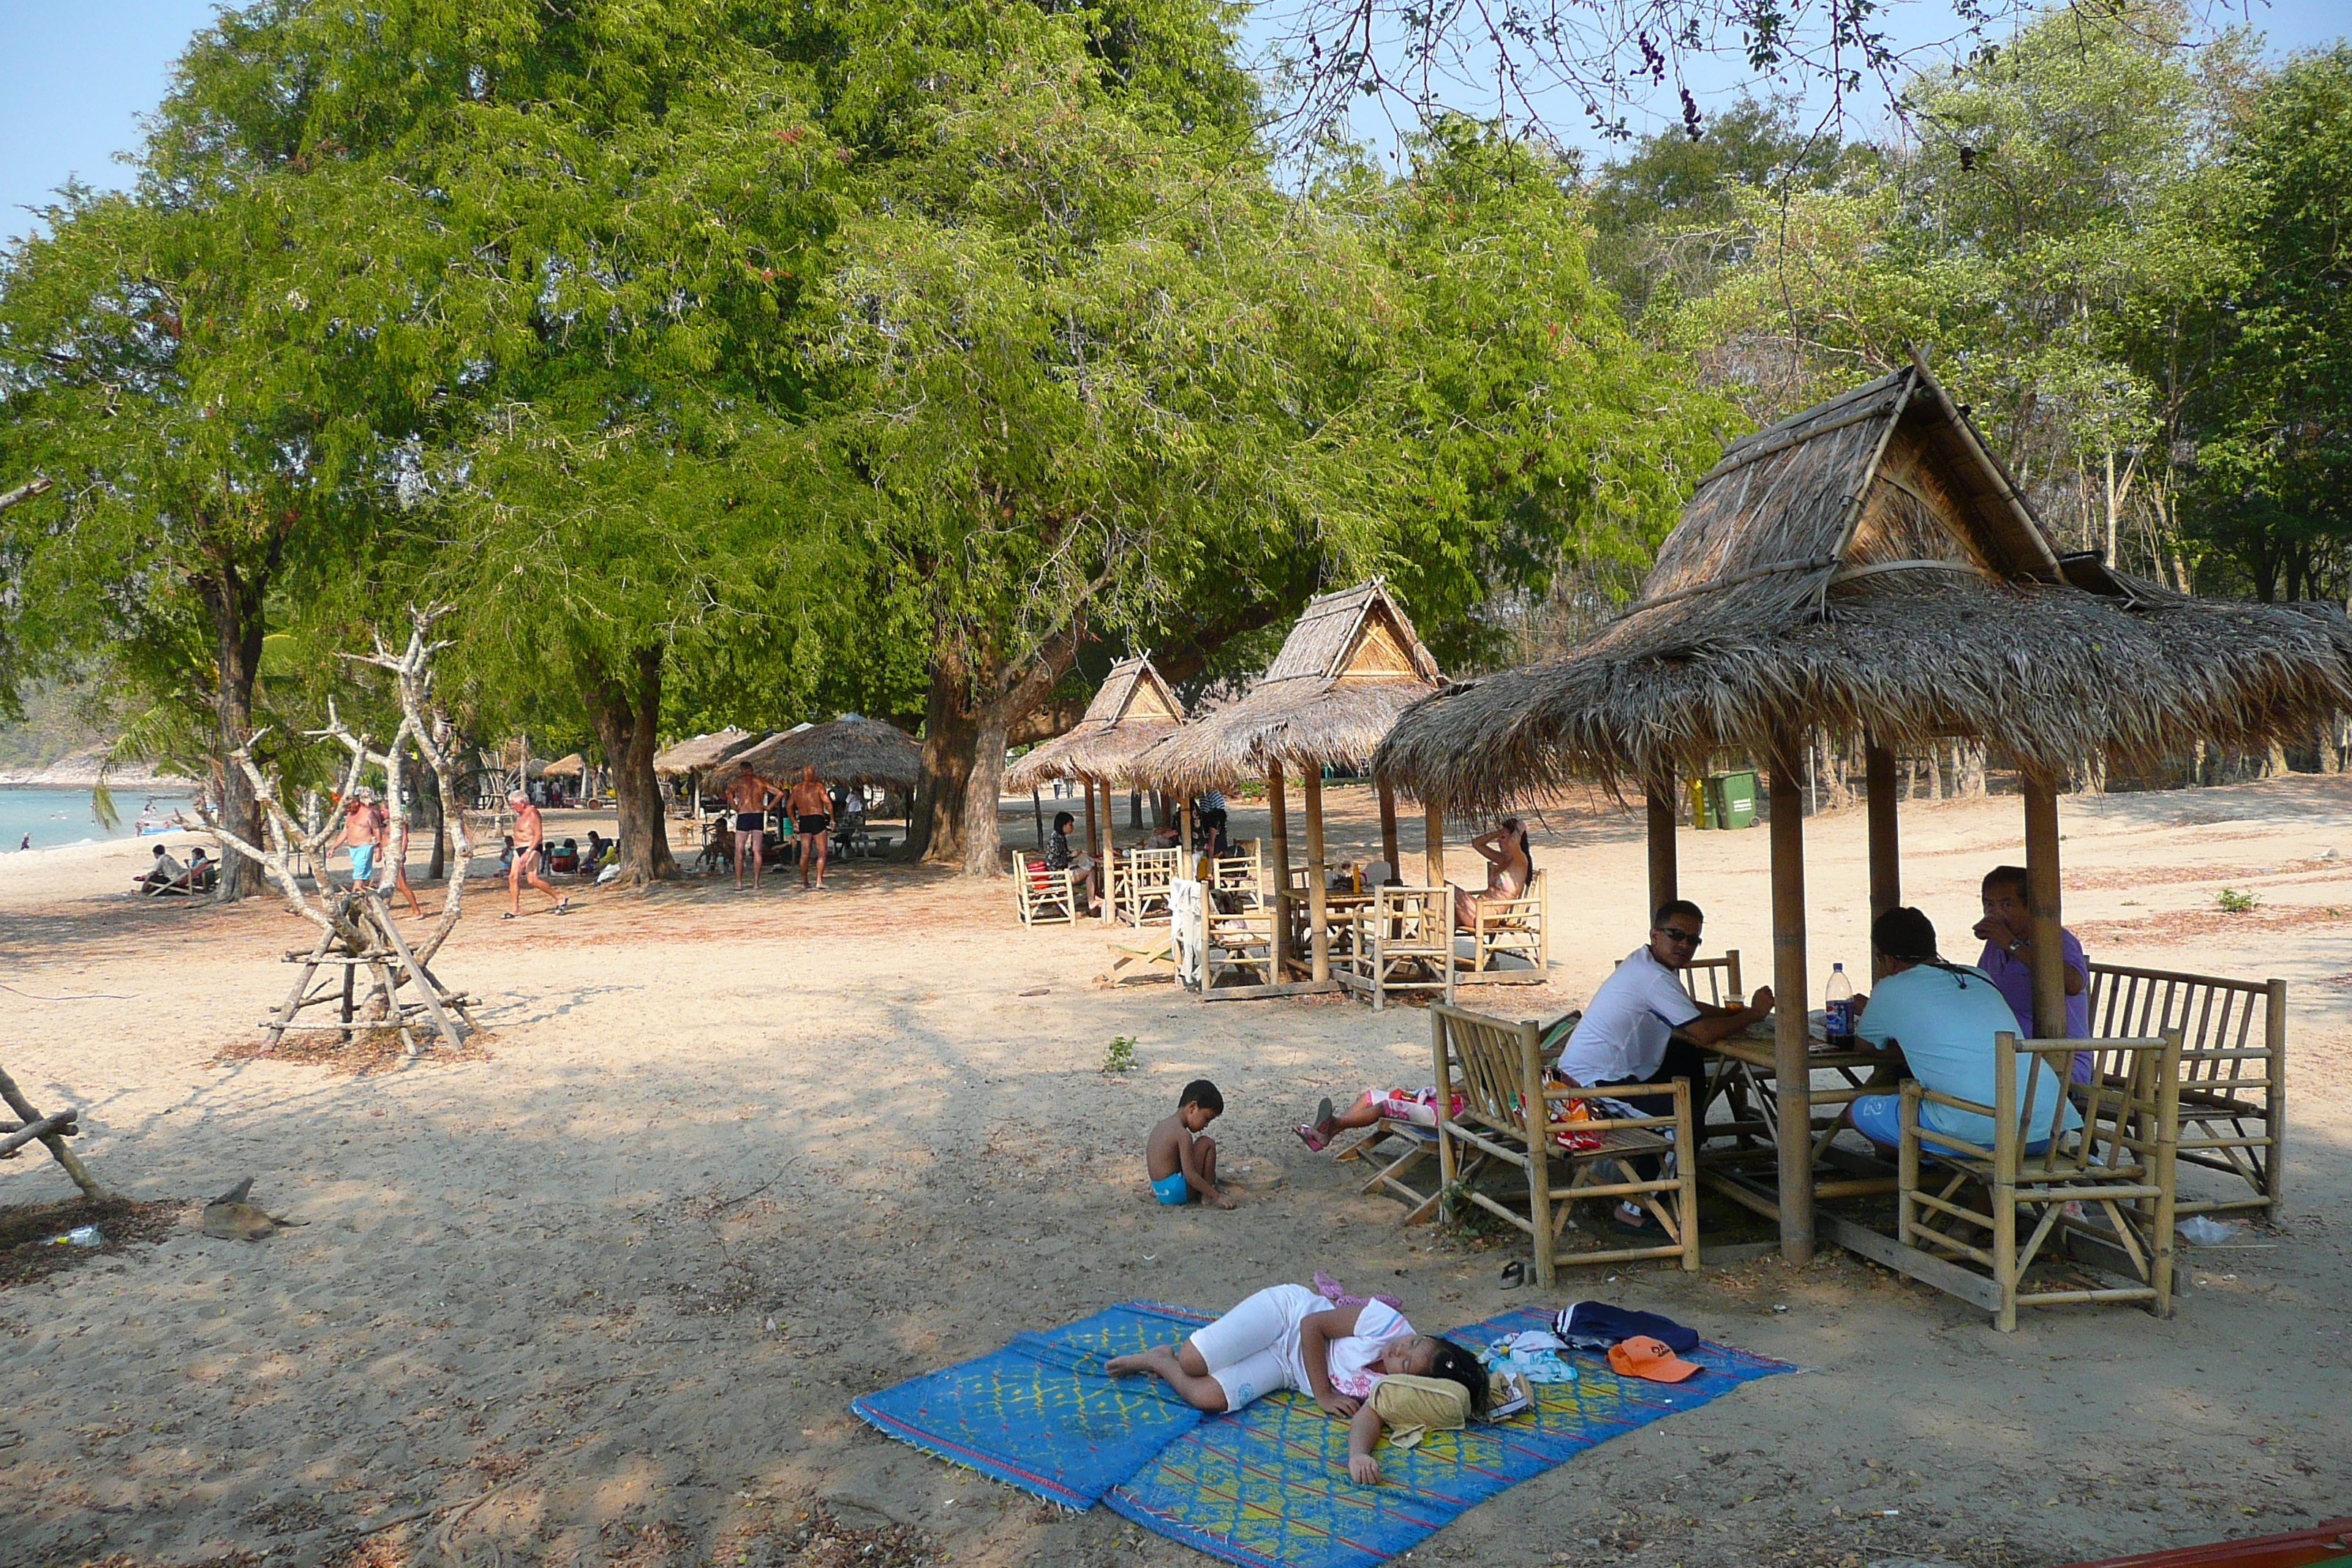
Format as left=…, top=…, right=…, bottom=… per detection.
left=1147, top=1079, right=1235, bottom=1209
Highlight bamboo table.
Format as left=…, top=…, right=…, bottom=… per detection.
left=1697, top=1017, right=1903, bottom=1223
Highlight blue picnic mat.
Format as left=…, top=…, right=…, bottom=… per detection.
left=1101, top=1305, right=1796, bottom=1568
left=849, top=1300, right=1215, bottom=1509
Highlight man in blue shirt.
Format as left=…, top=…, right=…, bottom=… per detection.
left=1847, top=906, right=2080, bottom=1156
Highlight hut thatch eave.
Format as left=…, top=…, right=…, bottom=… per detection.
left=1005, top=717, right=1182, bottom=791
left=652, top=729, right=756, bottom=775
left=1120, top=677, right=1438, bottom=794
left=712, top=716, right=921, bottom=791
left=1372, top=573, right=2352, bottom=813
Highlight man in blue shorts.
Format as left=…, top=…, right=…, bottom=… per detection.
left=1847, top=906, right=2080, bottom=1156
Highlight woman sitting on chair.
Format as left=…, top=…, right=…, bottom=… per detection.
left=1451, top=818, right=1532, bottom=931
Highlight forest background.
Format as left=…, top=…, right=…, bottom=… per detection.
left=0, top=0, right=2345, bottom=894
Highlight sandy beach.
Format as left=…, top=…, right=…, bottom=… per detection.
left=3, top=777, right=2348, bottom=1568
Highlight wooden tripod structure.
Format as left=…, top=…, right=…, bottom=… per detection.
left=263, top=887, right=475, bottom=1055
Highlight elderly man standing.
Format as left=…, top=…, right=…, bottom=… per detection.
left=1551, top=899, right=1773, bottom=1236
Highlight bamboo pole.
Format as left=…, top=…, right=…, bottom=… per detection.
left=1424, top=799, right=1445, bottom=886
left=1098, top=774, right=1115, bottom=924
left=1646, top=782, right=1678, bottom=916
left=1866, top=742, right=1901, bottom=941
left=1267, top=764, right=1292, bottom=976
left=1304, top=768, right=1330, bottom=984
left=1376, top=780, right=1401, bottom=873
left=1768, top=742, right=1815, bottom=1265
left=2024, top=772, right=2067, bottom=1039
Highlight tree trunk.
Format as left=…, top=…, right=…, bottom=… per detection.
left=197, top=557, right=268, bottom=903
left=577, top=644, right=676, bottom=885
left=911, top=648, right=980, bottom=865
left=915, top=623, right=1088, bottom=875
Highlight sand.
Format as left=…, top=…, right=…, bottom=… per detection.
left=2, top=778, right=2348, bottom=1568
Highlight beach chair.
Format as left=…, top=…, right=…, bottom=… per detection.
left=1334, top=884, right=1455, bottom=1010
left=1101, top=927, right=1177, bottom=986
left=1433, top=1001, right=1701, bottom=1284
left=1007, top=849, right=1082, bottom=927
left=1895, top=1031, right=2180, bottom=1331
left=1456, top=870, right=1548, bottom=984
left=1197, top=888, right=1280, bottom=992
left=2087, top=962, right=2285, bottom=1221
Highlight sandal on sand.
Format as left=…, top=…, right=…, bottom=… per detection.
left=501, top=912, right=517, bottom=921
left=1293, top=1123, right=1328, bottom=1153
left=1499, top=1259, right=1527, bottom=1289
left=554, top=898, right=571, bottom=914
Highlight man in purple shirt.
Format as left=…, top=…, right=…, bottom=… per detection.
left=1972, top=864, right=2092, bottom=1082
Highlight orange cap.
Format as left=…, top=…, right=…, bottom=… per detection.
left=1607, top=1335, right=1702, bottom=1384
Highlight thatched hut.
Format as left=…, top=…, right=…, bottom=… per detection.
left=714, top=716, right=921, bottom=794
left=652, top=730, right=753, bottom=775
left=1375, top=353, right=2352, bottom=1263
left=1127, top=580, right=1447, bottom=990
left=1003, top=655, right=1186, bottom=882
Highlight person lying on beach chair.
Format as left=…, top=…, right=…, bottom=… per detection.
left=1106, top=1281, right=1488, bottom=1485
left=1293, top=1085, right=1463, bottom=1152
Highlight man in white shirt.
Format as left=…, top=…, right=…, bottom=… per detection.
left=1553, top=900, right=1773, bottom=1233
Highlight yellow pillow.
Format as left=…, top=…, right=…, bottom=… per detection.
left=1369, top=1375, right=1472, bottom=1449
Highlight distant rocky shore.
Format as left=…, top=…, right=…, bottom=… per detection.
left=0, top=743, right=186, bottom=791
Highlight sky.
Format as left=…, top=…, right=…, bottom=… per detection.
left=1, top=0, right=2348, bottom=246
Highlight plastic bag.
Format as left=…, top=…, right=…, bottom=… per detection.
left=2177, top=1216, right=2241, bottom=1246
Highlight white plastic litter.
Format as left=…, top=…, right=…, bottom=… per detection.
left=2177, top=1216, right=2242, bottom=1245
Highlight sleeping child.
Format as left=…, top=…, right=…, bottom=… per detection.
left=1105, top=1282, right=1489, bottom=1484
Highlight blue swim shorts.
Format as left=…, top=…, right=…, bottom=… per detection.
left=1850, top=1093, right=2047, bottom=1158
left=1151, top=1169, right=1193, bottom=1206
left=349, top=843, right=375, bottom=881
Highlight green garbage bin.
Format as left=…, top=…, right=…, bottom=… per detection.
left=1707, top=769, right=1760, bottom=829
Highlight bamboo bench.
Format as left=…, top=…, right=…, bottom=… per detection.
left=2087, top=962, right=2285, bottom=1220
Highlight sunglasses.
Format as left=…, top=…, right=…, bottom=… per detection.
left=1654, top=926, right=1703, bottom=947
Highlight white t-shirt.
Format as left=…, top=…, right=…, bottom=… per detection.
left=1555, top=946, right=1703, bottom=1085
left=1325, top=1297, right=1409, bottom=1397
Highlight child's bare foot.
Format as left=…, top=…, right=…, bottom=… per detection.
left=1209, top=1188, right=1238, bottom=1210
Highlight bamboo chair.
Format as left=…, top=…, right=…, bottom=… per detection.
left=1675, top=951, right=1743, bottom=1006
left=1335, top=884, right=1455, bottom=1010
left=1198, top=894, right=1279, bottom=992
left=1211, top=839, right=1264, bottom=905
left=1432, top=1002, right=1701, bottom=1284
left=1113, top=847, right=1180, bottom=927
left=1457, top=870, right=1548, bottom=984
left=1006, top=848, right=1082, bottom=927
left=1897, top=1030, right=2181, bottom=1332
left=2088, top=962, right=2285, bottom=1220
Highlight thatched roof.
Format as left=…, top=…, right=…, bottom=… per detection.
left=1124, top=581, right=1444, bottom=792
left=1375, top=357, right=2352, bottom=811
left=542, top=753, right=587, bottom=779
left=653, top=730, right=754, bottom=774
left=712, top=715, right=921, bottom=790
left=1005, top=656, right=1187, bottom=791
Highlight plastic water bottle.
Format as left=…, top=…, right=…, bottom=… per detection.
left=1824, top=963, right=1855, bottom=1047
left=49, top=1225, right=102, bottom=1248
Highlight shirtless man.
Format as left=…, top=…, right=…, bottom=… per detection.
left=505, top=791, right=568, bottom=919
left=787, top=766, right=832, bottom=891
left=337, top=789, right=382, bottom=889
left=723, top=766, right=784, bottom=891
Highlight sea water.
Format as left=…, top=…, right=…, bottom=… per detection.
left=0, top=788, right=194, bottom=852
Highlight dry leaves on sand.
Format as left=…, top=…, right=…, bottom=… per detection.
left=208, top=1028, right=494, bottom=1077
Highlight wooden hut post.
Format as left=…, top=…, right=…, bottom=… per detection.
left=1267, top=764, right=1292, bottom=975
left=1646, top=781, right=1678, bottom=915
left=1376, top=780, right=1401, bottom=874
left=1083, top=781, right=1100, bottom=858
left=2023, top=772, right=2067, bottom=1038
left=1098, top=775, right=1116, bottom=924
left=1768, top=743, right=1815, bottom=1265
left=1423, top=800, right=1445, bottom=886
left=1303, top=767, right=1331, bottom=983
left=1032, top=788, right=1045, bottom=851
left=1865, top=741, right=1901, bottom=928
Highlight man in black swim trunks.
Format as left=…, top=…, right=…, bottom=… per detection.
left=723, top=766, right=784, bottom=892
left=787, top=766, right=832, bottom=891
